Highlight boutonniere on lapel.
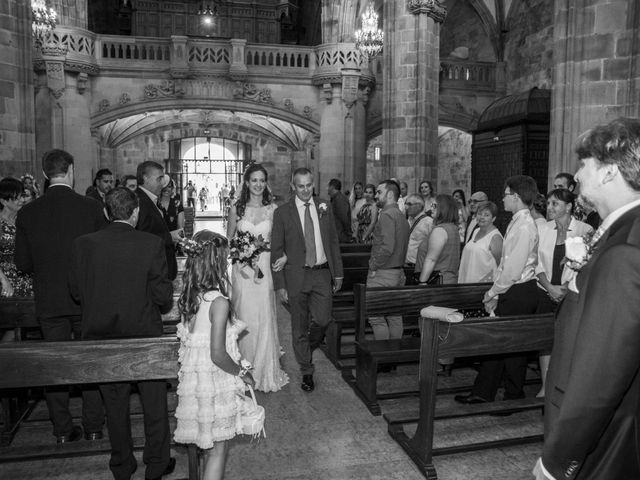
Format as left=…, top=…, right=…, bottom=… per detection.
left=564, top=226, right=606, bottom=272
left=318, top=203, right=328, bottom=218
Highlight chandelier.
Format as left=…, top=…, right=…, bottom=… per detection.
left=31, top=0, right=57, bottom=44
left=355, top=4, right=384, bottom=59
left=197, top=2, right=218, bottom=26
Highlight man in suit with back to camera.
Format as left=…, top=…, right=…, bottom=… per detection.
left=533, top=117, right=640, bottom=480
left=14, top=149, right=105, bottom=443
left=69, top=187, right=175, bottom=480
left=271, top=168, right=344, bottom=392
left=135, top=161, right=177, bottom=280
left=327, top=178, right=353, bottom=243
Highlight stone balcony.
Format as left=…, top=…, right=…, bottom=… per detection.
left=33, top=27, right=500, bottom=94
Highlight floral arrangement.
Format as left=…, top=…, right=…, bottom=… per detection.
left=564, top=226, right=605, bottom=272
left=318, top=202, right=328, bottom=218
left=230, top=231, right=270, bottom=279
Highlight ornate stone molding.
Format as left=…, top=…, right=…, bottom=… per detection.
left=45, top=61, right=65, bottom=99
left=407, top=0, right=447, bottom=23
left=231, top=82, right=273, bottom=105
left=144, top=81, right=185, bottom=99
left=77, top=73, right=88, bottom=94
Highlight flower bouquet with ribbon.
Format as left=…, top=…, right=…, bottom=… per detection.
left=229, top=230, right=270, bottom=282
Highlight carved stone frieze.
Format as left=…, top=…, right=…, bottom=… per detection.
left=303, top=106, right=313, bottom=120
left=119, top=93, right=131, bottom=105
left=77, top=73, right=88, bottom=94
left=144, top=81, right=185, bottom=99
left=407, top=0, right=447, bottom=23
left=312, top=73, right=343, bottom=86
left=283, top=98, right=294, bottom=112
left=65, top=61, right=100, bottom=75
left=45, top=61, right=65, bottom=100
left=232, top=82, right=273, bottom=105
left=98, top=99, right=110, bottom=112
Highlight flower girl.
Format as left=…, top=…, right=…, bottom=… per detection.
left=174, top=230, right=256, bottom=480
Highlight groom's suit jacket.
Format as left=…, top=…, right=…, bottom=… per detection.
left=542, top=204, right=640, bottom=480
left=271, top=196, right=343, bottom=296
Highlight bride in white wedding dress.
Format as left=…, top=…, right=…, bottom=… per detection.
left=227, top=164, right=289, bottom=392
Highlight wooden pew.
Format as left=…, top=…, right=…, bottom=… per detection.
left=383, top=311, right=554, bottom=479
left=342, top=283, right=489, bottom=415
left=0, top=336, right=201, bottom=480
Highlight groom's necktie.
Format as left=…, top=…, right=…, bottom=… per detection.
left=304, top=202, right=317, bottom=267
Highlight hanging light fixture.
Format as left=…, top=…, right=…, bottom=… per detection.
left=31, top=0, right=57, bottom=44
left=355, top=4, right=383, bottom=59
left=197, top=2, right=218, bottom=26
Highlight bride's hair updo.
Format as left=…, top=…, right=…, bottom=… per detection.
left=235, top=163, right=272, bottom=219
left=178, top=230, right=234, bottom=327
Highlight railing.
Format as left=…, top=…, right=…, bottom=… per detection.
left=32, top=31, right=498, bottom=92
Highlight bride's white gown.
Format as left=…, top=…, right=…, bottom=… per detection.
left=231, top=204, right=289, bottom=392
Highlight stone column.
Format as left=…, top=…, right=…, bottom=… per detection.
left=34, top=0, right=98, bottom=191
left=316, top=69, right=370, bottom=196
left=550, top=0, right=640, bottom=184
left=382, top=0, right=446, bottom=191
left=0, top=0, right=36, bottom=178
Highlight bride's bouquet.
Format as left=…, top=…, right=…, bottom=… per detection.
left=230, top=231, right=270, bottom=280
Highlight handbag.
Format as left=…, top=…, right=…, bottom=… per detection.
left=238, top=385, right=266, bottom=438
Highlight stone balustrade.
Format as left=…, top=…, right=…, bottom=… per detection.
left=33, top=30, right=498, bottom=92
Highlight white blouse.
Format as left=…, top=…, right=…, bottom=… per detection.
left=458, top=228, right=503, bottom=283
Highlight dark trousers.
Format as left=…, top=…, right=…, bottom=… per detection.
left=471, top=280, right=539, bottom=401
left=100, top=381, right=170, bottom=480
left=39, top=315, right=104, bottom=437
left=288, top=269, right=333, bottom=375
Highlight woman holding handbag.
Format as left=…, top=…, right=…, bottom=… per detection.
left=174, top=230, right=264, bottom=480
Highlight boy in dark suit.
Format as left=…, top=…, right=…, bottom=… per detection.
left=14, top=149, right=105, bottom=443
left=69, top=187, right=175, bottom=480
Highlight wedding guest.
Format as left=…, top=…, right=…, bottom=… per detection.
left=452, top=189, right=469, bottom=243
left=157, top=179, right=184, bottom=243
left=174, top=231, right=256, bottom=480
left=0, top=178, right=33, bottom=299
left=15, top=149, right=106, bottom=443
left=398, top=181, right=408, bottom=214
left=404, top=194, right=433, bottom=270
left=21, top=173, right=40, bottom=198
left=86, top=168, right=114, bottom=209
left=122, top=174, right=137, bottom=191
left=136, top=161, right=177, bottom=280
left=534, top=189, right=592, bottom=398
left=464, top=191, right=489, bottom=244
left=531, top=193, right=548, bottom=228
left=349, top=182, right=366, bottom=241
left=367, top=180, right=409, bottom=340
left=458, top=201, right=503, bottom=283
left=327, top=178, right=352, bottom=243
left=415, top=194, right=460, bottom=285
left=419, top=180, right=437, bottom=216
left=535, top=117, right=640, bottom=480
left=356, top=184, right=378, bottom=244
left=456, top=175, right=539, bottom=405
left=69, top=187, right=175, bottom=480
left=553, top=172, right=576, bottom=191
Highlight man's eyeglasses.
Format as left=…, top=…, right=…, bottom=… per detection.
left=468, top=199, right=480, bottom=204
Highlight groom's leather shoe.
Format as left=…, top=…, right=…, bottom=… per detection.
left=301, top=374, right=315, bottom=392
left=56, top=425, right=83, bottom=444
left=145, top=457, right=176, bottom=480
left=454, top=394, right=488, bottom=405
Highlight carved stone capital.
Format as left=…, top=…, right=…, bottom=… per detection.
left=77, top=72, right=88, bottom=94
left=407, top=0, right=447, bottom=23
left=45, top=60, right=65, bottom=100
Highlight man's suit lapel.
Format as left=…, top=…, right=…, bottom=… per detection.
left=289, top=197, right=305, bottom=243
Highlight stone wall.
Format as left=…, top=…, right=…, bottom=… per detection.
left=503, top=0, right=554, bottom=94
left=0, top=0, right=36, bottom=179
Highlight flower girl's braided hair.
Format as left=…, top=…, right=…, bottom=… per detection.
left=178, top=230, right=234, bottom=328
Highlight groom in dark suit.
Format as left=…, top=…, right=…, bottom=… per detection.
left=535, top=117, right=640, bottom=480
left=69, top=187, right=175, bottom=480
left=271, top=168, right=343, bottom=392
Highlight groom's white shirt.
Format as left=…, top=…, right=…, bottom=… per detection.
left=295, top=196, right=327, bottom=265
